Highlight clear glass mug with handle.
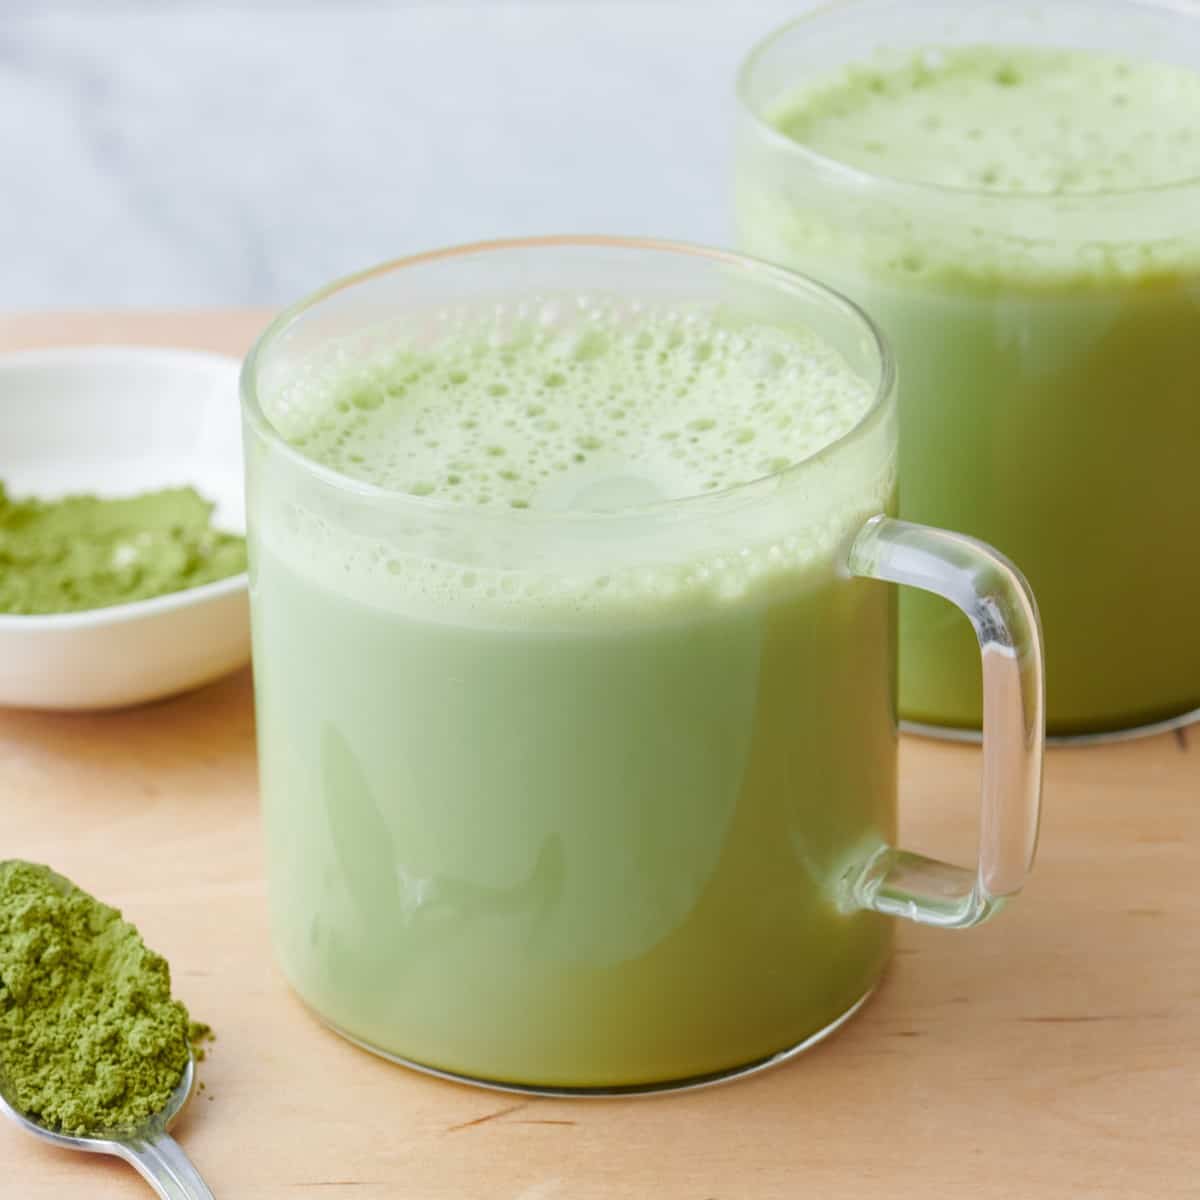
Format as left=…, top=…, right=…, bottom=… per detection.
left=242, top=237, right=1044, bottom=1094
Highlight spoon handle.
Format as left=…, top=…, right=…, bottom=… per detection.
left=120, top=1132, right=215, bottom=1200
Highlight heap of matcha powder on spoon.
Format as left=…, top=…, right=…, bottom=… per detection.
left=0, top=860, right=211, bottom=1136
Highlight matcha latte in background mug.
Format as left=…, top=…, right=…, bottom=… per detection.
left=736, top=0, right=1200, bottom=738
left=242, top=238, right=1043, bottom=1093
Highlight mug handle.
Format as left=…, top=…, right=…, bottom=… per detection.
left=845, top=516, right=1045, bottom=929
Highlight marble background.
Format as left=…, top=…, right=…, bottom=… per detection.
left=2, top=1, right=809, bottom=308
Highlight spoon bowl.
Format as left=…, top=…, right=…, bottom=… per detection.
left=0, top=1050, right=214, bottom=1199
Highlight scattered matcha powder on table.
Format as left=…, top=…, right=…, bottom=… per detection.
left=189, top=1020, right=215, bottom=1061
left=0, top=482, right=246, bottom=615
left=0, top=860, right=209, bottom=1136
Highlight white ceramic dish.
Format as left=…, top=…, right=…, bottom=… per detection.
left=0, top=346, right=249, bottom=711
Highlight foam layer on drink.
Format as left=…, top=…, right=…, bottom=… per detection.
left=255, top=300, right=892, bottom=622
left=744, top=45, right=1200, bottom=287
left=774, top=46, right=1200, bottom=194
left=270, top=303, right=874, bottom=512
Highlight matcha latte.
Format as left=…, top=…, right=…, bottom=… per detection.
left=738, top=5, right=1200, bottom=736
left=244, top=251, right=904, bottom=1090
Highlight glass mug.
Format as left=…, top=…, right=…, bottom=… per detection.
left=241, top=238, right=1044, bottom=1094
left=736, top=0, right=1200, bottom=739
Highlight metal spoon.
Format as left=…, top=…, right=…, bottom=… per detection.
left=0, top=1049, right=214, bottom=1199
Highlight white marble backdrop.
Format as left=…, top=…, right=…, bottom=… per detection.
left=1, top=1, right=808, bottom=308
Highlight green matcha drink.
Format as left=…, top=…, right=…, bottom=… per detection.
left=737, top=5, right=1200, bottom=735
left=246, top=241, right=1047, bottom=1090
left=245, top=264, right=901, bottom=1088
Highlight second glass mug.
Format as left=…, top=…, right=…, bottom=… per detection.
left=242, top=237, right=1044, bottom=1094
left=735, top=0, right=1200, bottom=740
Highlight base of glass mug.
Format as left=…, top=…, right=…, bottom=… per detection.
left=309, top=986, right=875, bottom=1097
left=903, top=703, right=1200, bottom=748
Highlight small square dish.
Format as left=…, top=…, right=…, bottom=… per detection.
left=0, top=346, right=249, bottom=711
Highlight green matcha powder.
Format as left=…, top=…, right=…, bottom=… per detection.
left=0, top=861, right=204, bottom=1136
left=0, top=483, right=246, bottom=615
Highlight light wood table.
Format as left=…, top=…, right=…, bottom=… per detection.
left=2, top=313, right=1198, bottom=1198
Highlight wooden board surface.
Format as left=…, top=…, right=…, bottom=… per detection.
left=2, top=312, right=1198, bottom=1198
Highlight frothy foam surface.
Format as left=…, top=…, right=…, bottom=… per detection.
left=773, top=46, right=1200, bottom=195
left=257, top=301, right=893, bottom=622
left=269, top=302, right=873, bottom=514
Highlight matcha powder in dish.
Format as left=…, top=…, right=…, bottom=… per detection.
left=0, top=860, right=205, bottom=1136
left=0, top=482, right=246, bottom=615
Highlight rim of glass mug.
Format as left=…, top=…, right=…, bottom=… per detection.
left=241, top=234, right=896, bottom=543
left=736, top=0, right=1200, bottom=242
